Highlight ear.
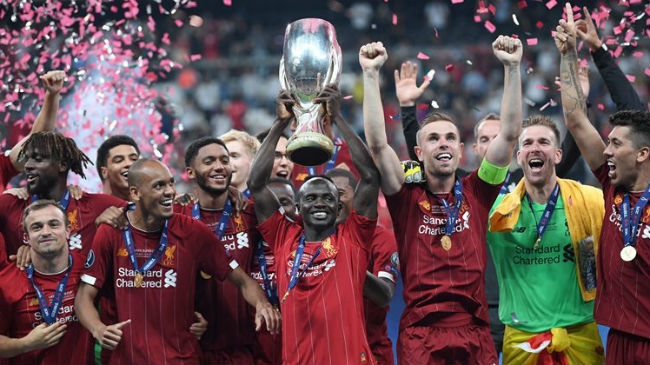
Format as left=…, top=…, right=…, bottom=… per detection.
left=554, top=148, right=563, bottom=165
left=472, top=142, right=478, bottom=156
left=129, top=186, right=140, bottom=202
left=58, top=160, right=69, bottom=173
left=65, top=223, right=71, bottom=240
left=637, top=146, right=650, bottom=164
left=100, top=166, right=109, bottom=181
left=338, top=202, right=343, bottom=215
left=186, top=167, right=196, bottom=180
left=459, top=142, right=465, bottom=156
left=414, top=145, right=423, bottom=162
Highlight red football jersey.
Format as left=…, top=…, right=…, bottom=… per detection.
left=593, top=164, right=650, bottom=339
left=174, top=202, right=259, bottom=351
left=290, top=138, right=360, bottom=189
left=0, top=192, right=126, bottom=265
left=258, top=210, right=377, bottom=365
left=364, top=225, right=399, bottom=365
left=384, top=170, right=501, bottom=329
left=81, top=213, right=237, bottom=365
left=0, top=252, right=93, bottom=365
left=0, top=154, right=18, bottom=194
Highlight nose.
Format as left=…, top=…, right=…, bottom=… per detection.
left=164, top=183, right=175, bottom=198
left=24, top=158, right=35, bottom=171
left=603, top=143, right=613, bottom=158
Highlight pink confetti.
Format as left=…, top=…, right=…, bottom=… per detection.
left=597, top=104, right=605, bottom=110
left=417, top=52, right=430, bottom=60
left=518, top=1, right=528, bottom=9
left=343, top=95, right=354, bottom=100
left=645, top=68, right=650, bottom=77
left=445, top=64, right=454, bottom=72
left=626, top=75, right=636, bottom=83
left=175, top=19, right=183, bottom=27
left=546, top=0, right=557, bottom=10
left=536, top=84, right=550, bottom=90
left=526, top=38, right=538, bottom=46
left=392, top=14, right=397, bottom=25
left=633, top=51, right=643, bottom=58
left=536, top=21, right=544, bottom=29
left=190, top=54, right=202, bottom=62
left=484, top=20, right=496, bottom=33
left=451, top=0, right=464, bottom=3
left=223, top=0, right=232, bottom=5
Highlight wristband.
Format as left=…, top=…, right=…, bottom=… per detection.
left=478, top=158, right=509, bottom=185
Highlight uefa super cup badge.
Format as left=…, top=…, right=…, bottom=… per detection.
left=279, top=18, right=342, bottom=166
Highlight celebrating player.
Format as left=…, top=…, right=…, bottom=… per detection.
left=219, top=130, right=260, bottom=198
left=96, top=135, right=141, bottom=202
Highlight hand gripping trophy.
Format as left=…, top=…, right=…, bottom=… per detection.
left=279, top=18, right=342, bottom=166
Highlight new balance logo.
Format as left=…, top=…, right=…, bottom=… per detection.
left=324, top=259, right=336, bottom=272
left=236, top=232, right=249, bottom=249
left=164, top=269, right=177, bottom=288
left=69, top=233, right=82, bottom=250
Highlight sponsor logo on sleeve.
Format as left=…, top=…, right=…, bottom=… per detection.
left=84, top=249, right=95, bottom=269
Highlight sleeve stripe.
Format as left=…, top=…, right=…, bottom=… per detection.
left=80, top=274, right=97, bottom=286
left=229, top=260, right=239, bottom=270
left=378, top=271, right=396, bottom=283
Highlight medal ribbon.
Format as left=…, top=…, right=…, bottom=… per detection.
left=282, top=234, right=323, bottom=302
left=256, top=241, right=278, bottom=305
left=192, top=199, right=232, bottom=240
left=242, top=189, right=251, bottom=199
left=122, top=220, right=169, bottom=278
left=498, top=171, right=512, bottom=195
left=527, top=183, right=560, bottom=244
left=621, top=184, right=650, bottom=249
left=440, top=178, right=463, bottom=236
left=26, top=254, right=73, bottom=325
left=307, top=138, right=341, bottom=176
left=30, top=189, right=71, bottom=210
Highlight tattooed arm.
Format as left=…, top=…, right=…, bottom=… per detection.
left=556, top=3, right=605, bottom=170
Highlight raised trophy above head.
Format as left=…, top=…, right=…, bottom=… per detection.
left=279, top=18, right=342, bottom=166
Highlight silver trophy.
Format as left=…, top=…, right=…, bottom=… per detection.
left=279, top=18, right=342, bottom=166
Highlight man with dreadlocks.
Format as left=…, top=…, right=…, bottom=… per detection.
left=0, top=131, right=126, bottom=266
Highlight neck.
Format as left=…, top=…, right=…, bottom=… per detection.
left=524, top=174, right=558, bottom=204
left=234, top=182, right=247, bottom=192
left=31, top=251, right=68, bottom=274
left=304, top=225, right=335, bottom=242
left=196, top=188, right=229, bottom=210
left=41, top=179, right=68, bottom=201
left=630, top=168, right=650, bottom=192
left=103, top=183, right=130, bottom=201
left=128, top=207, right=165, bottom=232
left=426, top=170, right=456, bottom=194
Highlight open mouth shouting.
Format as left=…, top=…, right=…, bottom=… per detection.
left=276, top=169, right=289, bottom=179
left=607, top=160, right=616, bottom=179
left=435, top=152, right=452, bottom=162
left=528, top=158, right=545, bottom=172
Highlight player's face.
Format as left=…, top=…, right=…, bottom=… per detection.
left=331, top=176, right=354, bottom=224
left=268, top=182, right=296, bottom=217
left=517, top=125, right=561, bottom=187
left=473, top=119, right=500, bottom=159
left=225, top=140, right=253, bottom=190
left=23, top=147, right=62, bottom=196
left=187, top=143, right=232, bottom=196
left=415, top=121, right=464, bottom=178
left=298, top=179, right=339, bottom=230
left=604, top=126, right=642, bottom=188
left=272, top=137, right=294, bottom=179
left=132, top=163, right=176, bottom=219
left=25, top=206, right=70, bottom=259
left=102, top=144, right=139, bottom=190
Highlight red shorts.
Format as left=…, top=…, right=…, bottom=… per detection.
left=606, top=328, right=650, bottom=365
left=201, top=346, right=254, bottom=365
left=252, top=330, right=282, bottom=365
left=397, top=315, right=497, bottom=365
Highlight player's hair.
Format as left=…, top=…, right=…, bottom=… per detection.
left=184, top=137, right=228, bottom=167
left=609, top=110, right=650, bottom=148
left=21, top=131, right=92, bottom=178
left=219, top=130, right=261, bottom=158
left=324, top=168, right=358, bottom=189
left=417, top=111, right=461, bottom=145
left=96, top=135, right=140, bottom=181
left=521, top=115, right=561, bottom=146
left=473, top=113, right=501, bottom=139
left=256, top=128, right=289, bottom=143
left=21, top=199, right=69, bottom=232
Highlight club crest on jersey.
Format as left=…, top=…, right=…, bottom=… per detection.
left=163, top=245, right=176, bottom=266
left=233, top=214, right=245, bottom=232
left=29, top=297, right=39, bottom=307
left=322, top=237, right=338, bottom=258
left=643, top=206, right=650, bottom=224
left=200, top=271, right=212, bottom=280
left=85, top=249, right=95, bottom=269
left=361, top=352, right=367, bottom=363
left=117, top=248, right=128, bottom=257
left=614, top=194, right=623, bottom=206
left=418, top=200, right=431, bottom=212
left=67, top=209, right=81, bottom=232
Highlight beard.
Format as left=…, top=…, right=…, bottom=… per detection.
left=195, top=172, right=231, bottom=196
left=27, top=174, right=58, bottom=197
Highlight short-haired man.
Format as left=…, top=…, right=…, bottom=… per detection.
left=257, top=130, right=294, bottom=181
left=0, top=132, right=126, bottom=266
left=556, top=5, right=650, bottom=363
left=325, top=167, right=399, bottom=365
left=220, top=130, right=260, bottom=198
left=361, top=37, right=522, bottom=364
left=249, top=86, right=381, bottom=364
left=96, top=135, right=140, bottom=201
left=75, top=159, right=279, bottom=365
left=175, top=137, right=260, bottom=364
left=0, top=201, right=92, bottom=364
left=487, top=115, right=605, bottom=364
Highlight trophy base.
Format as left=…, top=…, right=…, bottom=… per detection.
left=286, top=132, right=334, bottom=166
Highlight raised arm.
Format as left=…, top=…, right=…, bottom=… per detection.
left=9, top=70, right=65, bottom=169
left=556, top=65, right=589, bottom=178
left=395, top=61, right=430, bottom=160
left=247, top=92, right=293, bottom=222
left=556, top=3, right=606, bottom=170
left=577, top=6, right=645, bottom=111
left=360, top=42, right=405, bottom=195
left=484, top=35, right=523, bottom=167
left=314, top=85, right=380, bottom=219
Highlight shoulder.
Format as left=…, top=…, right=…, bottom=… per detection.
left=82, top=193, right=127, bottom=207
left=0, top=264, right=23, bottom=291
left=169, top=213, right=211, bottom=236
left=95, top=223, right=121, bottom=240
